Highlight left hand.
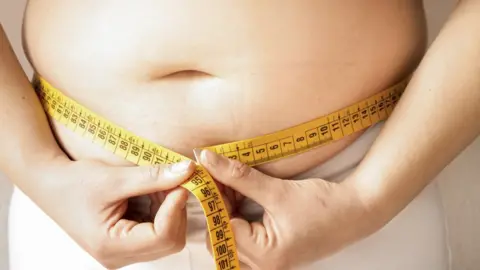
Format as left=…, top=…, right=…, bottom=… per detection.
left=199, top=150, right=383, bottom=270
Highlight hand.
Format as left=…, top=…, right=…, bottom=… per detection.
left=199, top=150, right=382, bottom=270
left=26, top=155, right=196, bottom=269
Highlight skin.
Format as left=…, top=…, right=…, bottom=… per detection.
left=21, top=0, right=427, bottom=177
left=201, top=0, right=480, bottom=269
left=0, top=0, right=478, bottom=269
left=1, top=25, right=198, bottom=269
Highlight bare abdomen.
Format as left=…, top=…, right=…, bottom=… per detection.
left=23, top=0, right=427, bottom=177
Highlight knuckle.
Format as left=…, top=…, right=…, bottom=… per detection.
left=230, top=159, right=252, bottom=179
left=147, top=164, right=163, bottom=181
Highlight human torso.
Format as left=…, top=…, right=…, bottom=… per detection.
left=23, top=0, right=427, bottom=178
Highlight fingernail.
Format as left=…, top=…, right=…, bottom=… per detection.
left=170, top=160, right=192, bottom=173
left=201, top=150, right=220, bottom=167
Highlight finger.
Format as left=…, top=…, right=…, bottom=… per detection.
left=153, top=187, right=188, bottom=239
left=199, top=149, right=282, bottom=207
left=106, top=160, right=196, bottom=199
left=230, top=218, right=269, bottom=269
left=140, top=192, right=188, bottom=256
left=109, top=188, right=188, bottom=255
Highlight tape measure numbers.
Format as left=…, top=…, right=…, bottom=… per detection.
left=33, top=76, right=408, bottom=270
left=202, top=81, right=406, bottom=166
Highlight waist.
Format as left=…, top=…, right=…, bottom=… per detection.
left=40, top=73, right=409, bottom=179
left=25, top=1, right=427, bottom=177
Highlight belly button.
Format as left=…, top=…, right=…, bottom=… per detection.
left=157, top=70, right=215, bottom=80
left=149, top=69, right=222, bottom=90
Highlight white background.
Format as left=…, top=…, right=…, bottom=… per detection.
left=1, top=1, right=479, bottom=269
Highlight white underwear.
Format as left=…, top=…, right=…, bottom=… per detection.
left=8, top=122, right=450, bottom=270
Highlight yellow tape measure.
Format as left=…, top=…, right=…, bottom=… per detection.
left=33, top=75, right=408, bottom=270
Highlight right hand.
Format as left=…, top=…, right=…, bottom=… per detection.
left=27, top=155, right=196, bottom=269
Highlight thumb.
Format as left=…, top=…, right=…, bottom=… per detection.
left=103, top=160, right=196, bottom=200
left=198, top=149, right=283, bottom=207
